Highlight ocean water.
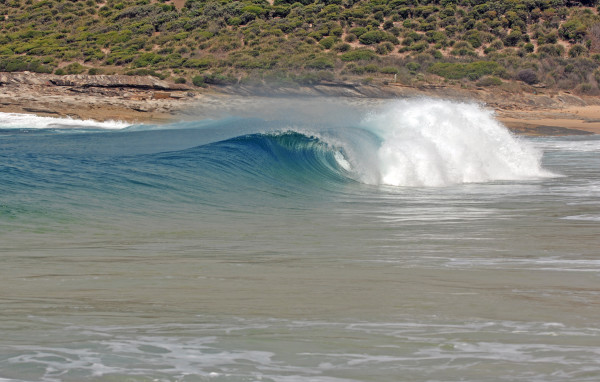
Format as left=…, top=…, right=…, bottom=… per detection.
left=1, top=99, right=599, bottom=382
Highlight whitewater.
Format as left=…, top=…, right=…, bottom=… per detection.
left=1, top=99, right=599, bottom=382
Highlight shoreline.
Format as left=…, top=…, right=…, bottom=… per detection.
left=1, top=72, right=600, bottom=135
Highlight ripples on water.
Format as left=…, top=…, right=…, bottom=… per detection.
left=1, top=100, right=599, bottom=381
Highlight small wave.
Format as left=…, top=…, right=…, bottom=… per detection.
left=0, top=112, right=130, bottom=130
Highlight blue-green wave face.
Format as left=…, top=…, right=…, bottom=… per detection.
left=1, top=117, right=369, bottom=234
left=1, top=98, right=553, bottom=230
left=155, top=131, right=356, bottom=191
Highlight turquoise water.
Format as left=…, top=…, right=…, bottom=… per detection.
left=1, top=99, right=600, bottom=381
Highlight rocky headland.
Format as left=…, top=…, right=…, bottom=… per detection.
left=1, top=71, right=600, bottom=135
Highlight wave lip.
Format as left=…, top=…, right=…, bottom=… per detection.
left=362, top=99, right=554, bottom=187
left=188, top=131, right=355, bottom=188
left=0, top=112, right=130, bottom=130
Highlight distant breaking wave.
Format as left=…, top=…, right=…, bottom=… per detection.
left=0, top=99, right=554, bottom=188
left=0, top=112, right=129, bottom=130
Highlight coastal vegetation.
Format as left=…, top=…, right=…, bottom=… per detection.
left=1, top=0, right=600, bottom=93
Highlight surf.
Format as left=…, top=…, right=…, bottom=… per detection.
left=0, top=98, right=554, bottom=189
left=360, top=99, right=554, bottom=187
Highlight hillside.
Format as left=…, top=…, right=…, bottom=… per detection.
left=1, top=0, right=600, bottom=94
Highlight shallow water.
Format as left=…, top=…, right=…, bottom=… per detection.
left=1, top=100, right=599, bottom=381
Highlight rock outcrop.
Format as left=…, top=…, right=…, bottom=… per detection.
left=0, top=72, right=190, bottom=90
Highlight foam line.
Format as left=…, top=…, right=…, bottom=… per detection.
left=0, top=112, right=130, bottom=130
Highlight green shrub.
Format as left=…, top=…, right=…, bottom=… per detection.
left=428, top=61, right=504, bottom=80
left=359, top=30, right=385, bottom=45
left=192, top=75, right=205, bottom=87
left=376, top=42, right=394, bottom=55
left=340, top=49, right=376, bottom=61
left=319, top=36, right=336, bottom=49
left=349, top=27, right=367, bottom=37
left=174, top=77, right=187, bottom=84
left=132, top=52, right=162, bottom=68
left=490, top=39, right=504, bottom=50
left=184, top=58, right=214, bottom=69
left=305, top=57, right=334, bottom=69
left=345, top=34, right=357, bottom=43
left=363, top=64, right=378, bottom=73
left=333, top=43, right=351, bottom=52
left=410, top=41, right=429, bottom=53
left=203, top=73, right=234, bottom=85
left=228, top=17, right=242, bottom=26
left=476, top=76, right=502, bottom=86
left=559, top=18, right=586, bottom=42
left=0, top=47, right=14, bottom=55
left=464, top=30, right=482, bottom=48
left=380, top=66, right=399, bottom=74
left=61, top=62, right=85, bottom=75
left=426, top=31, right=447, bottom=44
left=0, top=56, right=53, bottom=73
left=569, top=44, right=588, bottom=58
left=241, top=5, right=265, bottom=17
left=517, top=69, right=538, bottom=85
left=125, top=68, right=166, bottom=79
left=406, top=62, right=421, bottom=72
left=538, top=44, right=564, bottom=57
left=88, top=67, right=104, bottom=75
left=503, top=29, right=522, bottom=47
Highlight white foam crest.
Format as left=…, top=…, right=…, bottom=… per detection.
left=361, top=99, right=554, bottom=187
left=0, top=112, right=130, bottom=130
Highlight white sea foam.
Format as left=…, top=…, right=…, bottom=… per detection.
left=7, top=318, right=600, bottom=381
left=562, top=215, right=600, bottom=222
left=361, top=99, right=554, bottom=187
left=0, top=112, right=130, bottom=130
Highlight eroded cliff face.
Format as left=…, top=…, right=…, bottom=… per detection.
left=0, top=72, right=190, bottom=90
left=1, top=72, right=599, bottom=135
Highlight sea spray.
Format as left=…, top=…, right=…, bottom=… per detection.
left=361, top=99, right=553, bottom=187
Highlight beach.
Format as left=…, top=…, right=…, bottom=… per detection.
left=2, top=72, right=600, bottom=135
